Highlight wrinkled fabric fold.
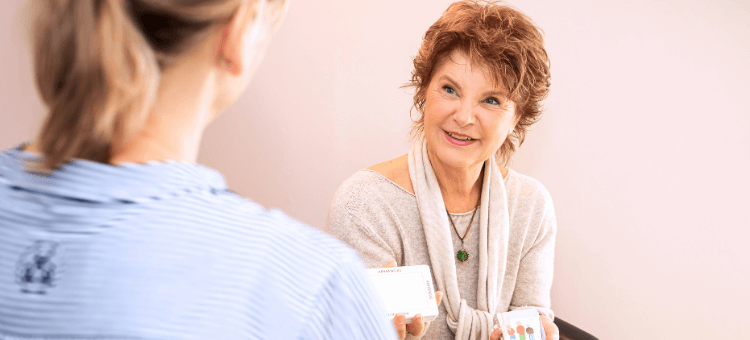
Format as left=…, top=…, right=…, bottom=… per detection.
left=408, top=137, right=510, bottom=340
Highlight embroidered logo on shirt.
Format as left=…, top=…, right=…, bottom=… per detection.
left=16, top=240, right=64, bottom=294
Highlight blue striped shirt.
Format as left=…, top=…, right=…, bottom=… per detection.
left=0, top=145, right=396, bottom=340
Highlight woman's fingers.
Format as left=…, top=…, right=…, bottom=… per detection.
left=380, top=259, right=397, bottom=268
left=380, top=262, right=437, bottom=338
left=540, top=315, right=560, bottom=340
left=490, top=325, right=504, bottom=340
left=407, top=314, right=425, bottom=336
left=404, top=291, right=442, bottom=338
left=393, top=314, right=407, bottom=340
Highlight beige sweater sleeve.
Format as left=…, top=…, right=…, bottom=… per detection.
left=508, top=189, right=557, bottom=319
left=495, top=172, right=556, bottom=321
left=326, top=204, right=397, bottom=269
left=325, top=171, right=433, bottom=339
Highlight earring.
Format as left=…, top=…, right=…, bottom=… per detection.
left=220, top=58, right=232, bottom=70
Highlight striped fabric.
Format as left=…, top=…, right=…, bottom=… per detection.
left=0, top=145, right=396, bottom=340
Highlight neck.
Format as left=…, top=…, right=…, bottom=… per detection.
left=110, top=62, right=217, bottom=165
left=427, top=148, right=484, bottom=214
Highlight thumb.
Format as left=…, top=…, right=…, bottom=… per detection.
left=490, top=326, right=503, bottom=340
left=380, top=259, right=397, bottom=268
left=541, top=315, right=559, bottom=340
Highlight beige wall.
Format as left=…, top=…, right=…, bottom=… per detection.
left=2, top=1, right=749, bottom=339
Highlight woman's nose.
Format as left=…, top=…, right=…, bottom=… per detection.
left=453, top=101, right=476, bottom=127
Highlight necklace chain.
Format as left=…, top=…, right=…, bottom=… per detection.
left=447, top=204, right=479, bottom=262
left=446, top=203, right=479, bottom=242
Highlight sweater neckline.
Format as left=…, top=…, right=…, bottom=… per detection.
left=362, top=168, right=514, bottom=200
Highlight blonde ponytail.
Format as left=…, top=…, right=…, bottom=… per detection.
left=33, top=0, right=158, bottom=170
left=31, top=0, right=288, bottom=170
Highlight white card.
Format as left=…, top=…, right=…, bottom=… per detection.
left=497, top=309, right=545, bottom=340
left=367, top=265, right=439, bottom=323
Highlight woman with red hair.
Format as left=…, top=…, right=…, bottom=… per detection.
left=327, top=1, right=560, bottom=339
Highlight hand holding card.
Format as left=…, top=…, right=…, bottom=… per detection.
left=371, top=261, right=443, bottom=339
left=496, top=309, right=553, bottom=340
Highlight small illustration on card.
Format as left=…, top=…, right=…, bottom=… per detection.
left=496, top=309, right=546, bottom=340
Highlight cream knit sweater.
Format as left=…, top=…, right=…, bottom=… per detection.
left=326, top=169, right=557, bottom=340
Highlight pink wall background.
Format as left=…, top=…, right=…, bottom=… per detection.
left=2, top=1, right=749, bottom=339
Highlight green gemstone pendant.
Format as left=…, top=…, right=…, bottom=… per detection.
left=457, top=249, right=469, bottom=262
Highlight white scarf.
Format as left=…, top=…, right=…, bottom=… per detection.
left=408, top=137, right=511, bottom=340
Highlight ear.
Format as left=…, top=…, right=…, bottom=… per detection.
left=218, top=0, right=260, bottom=76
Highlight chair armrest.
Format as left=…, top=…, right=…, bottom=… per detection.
left=553, top=317, right=599, bottom=340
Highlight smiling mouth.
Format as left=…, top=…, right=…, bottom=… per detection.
left=445, top=131, right=475, bottom=141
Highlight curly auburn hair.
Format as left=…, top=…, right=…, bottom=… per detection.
left=407, top=0, right=551, bottom=165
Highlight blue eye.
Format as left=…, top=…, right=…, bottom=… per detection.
left=443, top=85, right=456, bottom=95
left=485, top=97, right=500, bottom=106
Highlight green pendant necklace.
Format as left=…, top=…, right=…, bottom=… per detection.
left=446, top=204, right=479, bottom=262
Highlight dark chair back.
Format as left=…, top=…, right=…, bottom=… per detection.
left=554, top=317, right=599, bottom=340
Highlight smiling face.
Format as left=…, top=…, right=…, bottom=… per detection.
left=423, top=50, right=517, bottom=171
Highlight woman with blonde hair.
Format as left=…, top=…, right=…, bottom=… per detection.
left=327, top=1, right=560, bottom=339
left=0, top=0, right=395, bottom=339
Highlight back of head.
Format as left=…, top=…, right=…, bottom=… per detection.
left=31, top=0, right=285, bottom=170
